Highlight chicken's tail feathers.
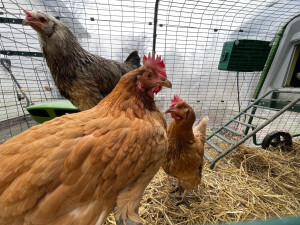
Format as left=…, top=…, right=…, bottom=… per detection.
left=125, top=50, right=141, bottom=68
left=201, top=116, right=209, bottom=124
left=193, top=116, right=209, bottom=142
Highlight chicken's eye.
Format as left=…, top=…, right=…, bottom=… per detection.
left=146, top=72, right=152, bottom=79
left=39, top=17, right=47, bottom=23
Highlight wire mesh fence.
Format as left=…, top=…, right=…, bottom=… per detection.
left=0, top=0, right=299, bottom=144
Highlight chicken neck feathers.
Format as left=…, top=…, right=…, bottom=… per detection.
left=166, top=106, right=196, bottom=150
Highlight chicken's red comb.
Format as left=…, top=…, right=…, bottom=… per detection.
left=23, top=10, right=32, bottom=17
left=143, top=52, right=166, bottom=78
left=169, top=94, right=183, bottom=108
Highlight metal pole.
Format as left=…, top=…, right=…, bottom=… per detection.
left=152, top=0, right=160, bottom=52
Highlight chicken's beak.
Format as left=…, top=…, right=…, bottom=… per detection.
left=165, top=108, right=174, bottom=114
left=22, top=10, right=33, bottom=26
left=157, top=79, right=172, bottom=88
left=22, top=19, right=30, bottom=26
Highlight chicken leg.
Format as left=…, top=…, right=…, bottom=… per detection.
left=176, top=190, right=188, bottom=206
left=170, top=180, right=184, bottom=194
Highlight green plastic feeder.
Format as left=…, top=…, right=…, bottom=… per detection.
left=27, top=100, right=80, bottom=123
left=218, top=40, right=271, bottom=72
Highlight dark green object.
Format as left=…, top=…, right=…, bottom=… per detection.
left=152, top=0, right=160, bottom=52
left=0, top=16, right=60, bottom=25
left=218, top=216, right=300, bottom=225
left=26, top=100, right=80, bottom=124
left=0, top=50, right=43, bottom=57
left=0, top=17, right=23, bottom=24
left=218, top=40, right=271, bottom=72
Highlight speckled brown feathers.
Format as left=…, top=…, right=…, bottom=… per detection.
left=23, top=10, right=141, bottom=111
left=0, top=65, right=169, bottom=225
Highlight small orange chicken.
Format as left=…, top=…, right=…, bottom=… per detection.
left=0, top=52, right=172, bottom=225
left=163, top=95, right=209, bottom=205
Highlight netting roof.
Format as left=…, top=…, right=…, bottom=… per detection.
left=0, top=0, right=299, bottom=141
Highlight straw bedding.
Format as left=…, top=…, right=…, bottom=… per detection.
left=106, top=141, right=300, bottom=224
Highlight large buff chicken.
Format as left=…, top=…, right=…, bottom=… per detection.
left=22, top=10, right=141, bottom=111
left=0, top=52, right=172, bottom=225
left=163, top=95, right=209, bottom=205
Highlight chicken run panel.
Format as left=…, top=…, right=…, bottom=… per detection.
left=218, top=40, right=271, bottom=72
left=0, top=0, right=299, bottom=224
left=0, top=0, right=299, bottom=149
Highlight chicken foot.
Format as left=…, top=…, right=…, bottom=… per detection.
left=170, top=180, right=189, bottom=206
left=176, top=190, right=188, bottom=206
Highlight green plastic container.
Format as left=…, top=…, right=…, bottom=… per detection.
left=218, top=40, right=271, bottom=72
left=27, top=100, right=80, bottom=123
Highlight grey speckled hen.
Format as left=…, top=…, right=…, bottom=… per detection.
left=22, top=10, right=141, bottom=111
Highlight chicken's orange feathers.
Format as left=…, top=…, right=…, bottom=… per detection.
left=143, top=52, right=166, bottom=78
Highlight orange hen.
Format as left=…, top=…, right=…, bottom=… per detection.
left=163, top=95, right=209, bottom=205
left=0, top=53, right=172, bottom=225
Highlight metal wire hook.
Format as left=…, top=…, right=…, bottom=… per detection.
left=0, top=58, right=32, bottom=107
left=0, top=58, right=11, bottom=73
